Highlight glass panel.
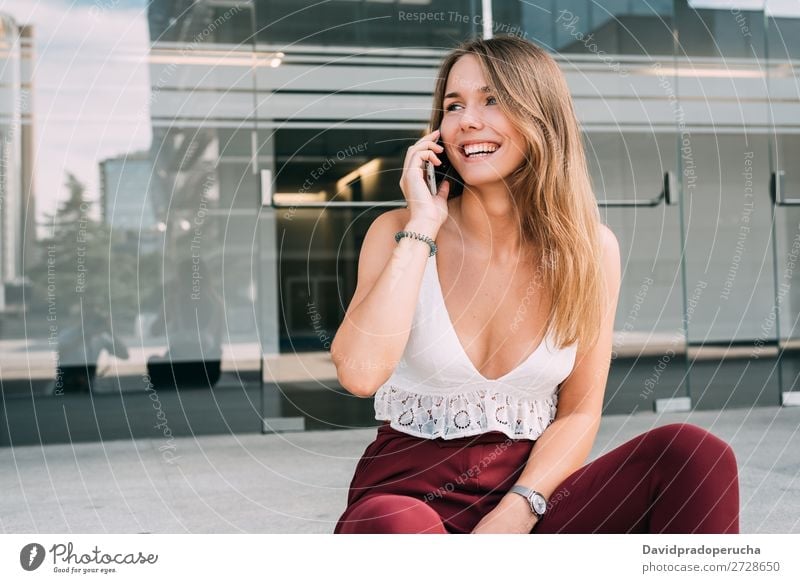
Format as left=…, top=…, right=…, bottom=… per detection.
left=681, top=133, right=778, bottom=409
left=0, top=1, right=262, bottom=445
left=585, top=132, right=674, bottom=202
left=267, top=198, right=380, bottom=430
left=258, top=126, right=423, bottom=431
left=765, top=0, right=800, bottom=404
left=254, top=0, right=479, bottom=48
left=679, top=0, right=766, bottom=58
left=148, top=0, right=254, bottom=45
left=772, top=135, right=800, bottom=403
left=276, top=207, right=353, bottom=353
left=273, top=128, right=420, bottom=205
left=492, top=0, right=674, bottom=56
left=766, top=0, right=800, bottom=59
left=675, top=1, right=780, bottom=410
left=585, top=132, right=688, bottom=414
left=774, top=136, right=800, bottom=196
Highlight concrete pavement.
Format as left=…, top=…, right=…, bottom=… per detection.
left=1, top=405, right=798, bottom=533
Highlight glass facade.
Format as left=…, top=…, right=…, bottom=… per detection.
left=1, top=1, right=799, bottom=445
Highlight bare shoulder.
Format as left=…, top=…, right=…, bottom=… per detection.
left=598, top=224, right=621, bottom=295
left=598, top=223, right=619, bottom=249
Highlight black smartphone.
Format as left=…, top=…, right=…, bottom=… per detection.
left=424, top=134, right=461, bottom=198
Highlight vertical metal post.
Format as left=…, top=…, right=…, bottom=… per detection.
left=481, top=0, right=493, bottom=39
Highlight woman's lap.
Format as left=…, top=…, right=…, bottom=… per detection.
left=335, top=423, right=536, bottom=534
left=335, top=422, right=739, bottom=534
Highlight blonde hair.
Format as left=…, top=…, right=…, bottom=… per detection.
left=427, top=34, right=607, bottom=351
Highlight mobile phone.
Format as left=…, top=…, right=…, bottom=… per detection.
left=425, top=160, right=438, bottom=196
left=424, top=134, right=459, bottom=198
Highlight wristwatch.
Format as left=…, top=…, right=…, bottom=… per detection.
left=509, top=485, right=548, bottom=520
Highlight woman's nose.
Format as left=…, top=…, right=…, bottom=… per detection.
left=459, top=109, right=484, bottom=131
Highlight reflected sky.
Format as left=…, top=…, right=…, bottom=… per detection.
left=1, top=0, right=152, bottom=226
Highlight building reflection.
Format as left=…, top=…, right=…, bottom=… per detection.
left=0, top=1, right=799, bottom=445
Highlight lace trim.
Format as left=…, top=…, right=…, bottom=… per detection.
left=374, top=384, right=558, bottom=441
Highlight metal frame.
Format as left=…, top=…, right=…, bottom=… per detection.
left=262, top=170, right=679, bottom=209
left=771, top=170, right=800, bottom=205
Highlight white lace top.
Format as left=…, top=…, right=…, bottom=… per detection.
left=374, top=252, right=578, bottom=441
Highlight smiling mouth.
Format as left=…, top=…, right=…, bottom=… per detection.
left=459, top=143, right=501, bottom=160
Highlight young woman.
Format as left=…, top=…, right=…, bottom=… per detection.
left=330, top=35, right=740, bottom=534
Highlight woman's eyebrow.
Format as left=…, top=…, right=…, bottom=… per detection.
left=443, top=85, right=493, bottom=100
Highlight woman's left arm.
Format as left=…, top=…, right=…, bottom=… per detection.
left=471, top=225, right=622, bottom=534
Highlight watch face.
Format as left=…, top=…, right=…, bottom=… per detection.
left=532, top=494, right=547, bottom=515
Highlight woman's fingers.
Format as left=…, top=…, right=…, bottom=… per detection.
left=414, top=139, right=444, bottom=152
left=404, top=138, right=444, bottom=167
left=412, top=149, right=441, bottom=167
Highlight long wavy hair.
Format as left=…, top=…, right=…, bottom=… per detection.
left=427, top=34, right=607, bottom=351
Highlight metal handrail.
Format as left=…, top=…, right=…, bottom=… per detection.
left=597, top=171, right=677, bottom=207
left=261, top=169, right=678, bottom=209
left=771, top=171, right=800, bottom=206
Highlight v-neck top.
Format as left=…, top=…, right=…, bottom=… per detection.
left=373, top=253, right=578, bottom=441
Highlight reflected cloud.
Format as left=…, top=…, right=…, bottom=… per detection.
left=1, top=0, right=151, bottom=226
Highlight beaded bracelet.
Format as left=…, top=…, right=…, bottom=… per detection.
left=394, top=230, right=437, bottom=257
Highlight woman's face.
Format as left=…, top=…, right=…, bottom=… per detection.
left=440, top=54, right=528, bottom=191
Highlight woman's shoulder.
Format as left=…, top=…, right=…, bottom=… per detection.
left=598, top=223, right=619, bottom=247
left=598, top=224, right=621, bottom=273
left=380, top=207, right=411, bottom=229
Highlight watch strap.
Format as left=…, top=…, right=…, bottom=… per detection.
left=509, top=485, right=546, bottom=519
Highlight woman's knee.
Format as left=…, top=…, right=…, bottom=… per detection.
left=648, top=423, right=737, bottom=474
left=336, top=494, right=447, bottom=534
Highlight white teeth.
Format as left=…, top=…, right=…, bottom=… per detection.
left=464, top=142, right=499, bottom=156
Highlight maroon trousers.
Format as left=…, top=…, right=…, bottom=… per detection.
left=334, top=421, right=740, bottom=534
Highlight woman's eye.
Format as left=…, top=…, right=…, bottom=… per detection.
left=445, top=96, right=497, bottom=112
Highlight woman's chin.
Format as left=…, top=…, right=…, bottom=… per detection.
left=457, top=168, right=514, bottom=187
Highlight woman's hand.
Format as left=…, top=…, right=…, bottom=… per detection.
left=470, top=492, right=539, bottom=534
left=400, top=127, right=450, bottom=229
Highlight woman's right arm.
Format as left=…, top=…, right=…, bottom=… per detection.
left=331, top=127, right=450, bottom=397
left=330, top=212, right=440, bottom=397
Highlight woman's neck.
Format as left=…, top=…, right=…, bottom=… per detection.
left=448, top=188, right=530, bottom=264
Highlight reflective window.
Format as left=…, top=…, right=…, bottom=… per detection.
left=776, top=135, right=800, bottom=197
left=273, top=128, right=417, bottom=204
left=148, top=0, right=255, bottom=45
left=270, top=127, right=418, bottom=351
left=766, top=0, right=800, bottom=59
left=585, top=132, right=676, bottom=203
left=255, top=0, right=479, bottom=47
left=678, top=0, right=766, bottom=58
left=0, top=1, right=261, bottom=406
left=1, top=0, right=796, bottom=440
left=492, top=0, right=674, bottom=56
